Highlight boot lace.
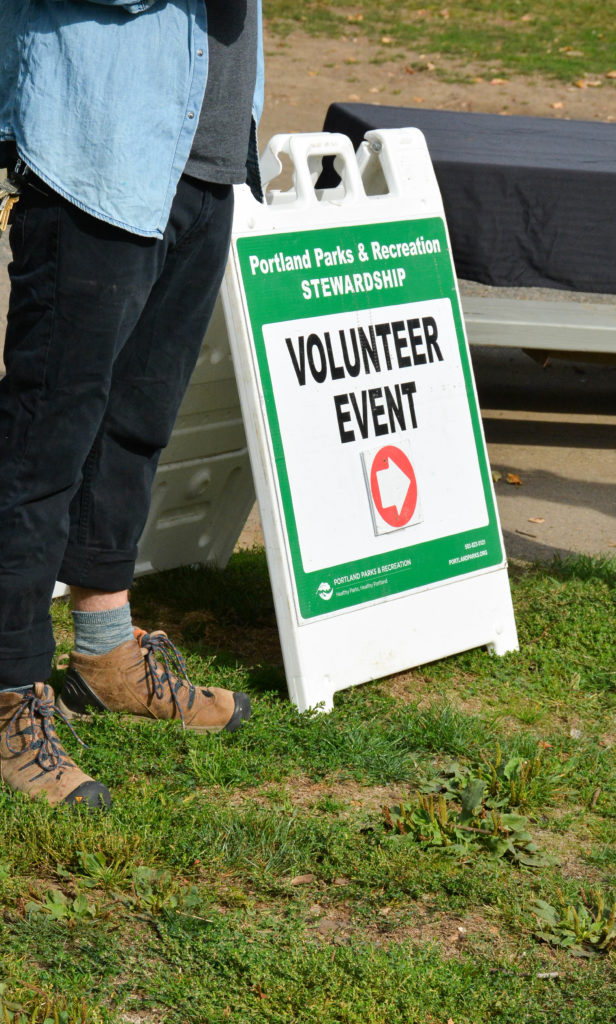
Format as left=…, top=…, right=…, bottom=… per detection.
left=139, top=632, right=202, bottom=728
left=7, top=690, right=86, bottom=780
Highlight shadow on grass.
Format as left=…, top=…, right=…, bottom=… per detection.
left=129, top=547, right=287, bottom=696
left=127, top=550, right=616, bottom=703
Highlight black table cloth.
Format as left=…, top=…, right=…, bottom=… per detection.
left=322, top=104, right=616, bottom=294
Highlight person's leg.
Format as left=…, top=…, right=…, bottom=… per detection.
left=56, top=179, right=251, bottom=733
left=59, top=179, right=236, bottom=592
left=0, top=174, right=249, bottom=808
left=0, top=176, right=169, bottom=807
left=0, top=174, right=166, bottom=691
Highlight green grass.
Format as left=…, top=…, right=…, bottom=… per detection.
left=1, top=552, right=615, bottom=1022
left=263, top=1, right=616, bottom=82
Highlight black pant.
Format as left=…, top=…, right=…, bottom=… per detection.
left=0, top=173, right=233, bottom=687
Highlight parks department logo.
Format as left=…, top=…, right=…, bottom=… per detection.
left=317, top=581, right=333, bottom=601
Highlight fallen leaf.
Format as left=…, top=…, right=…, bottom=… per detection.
left=333, top=877, right=350, bottom=886
left=528, top=517, right=545, bottom=524
left=348, top=93, right=361, bottom=101
left=551, top=101, right=564, bottom=109
left=573, top=79, right=588, bottom=88
left=586, top=79, right=603, bottom=87
left=490, top=77, right=508, bottom=85
left=413, top=96, right=425, bottom=103
left=307, top=70, right=318, bottom=77
left=291, top=873, right=315, bottom=886
left=346, top=13, right=363, bottom=22
left=440, top=8, right=451, bottom=19
left=369, top=87, right=380, bottom=93
left=491, top=470, right=502, bottom=482
left=606, top=70, right=616, bottom=79
left=520, top=13, right=534, bottom=20
left=426, top=61, right=436, bottom=71
left=405, top=65, right=416, bottom=75
left=473, top=76, right=485, bottom=83
left=381, top=36, right=392, bottom=44
left=506, top=472, right=523, bottom=485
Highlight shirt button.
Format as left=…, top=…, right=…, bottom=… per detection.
left=197, top=49, right=204, bottom=56
left=188, top=111, right=195, bottom=119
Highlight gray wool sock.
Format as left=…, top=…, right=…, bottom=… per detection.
left=72, top=603, right=134, bottom=656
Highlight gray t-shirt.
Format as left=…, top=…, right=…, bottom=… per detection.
left=183, top=0, right=257, bottom=184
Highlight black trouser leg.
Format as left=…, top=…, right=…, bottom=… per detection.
left=0, top=175, right=233, bottom=686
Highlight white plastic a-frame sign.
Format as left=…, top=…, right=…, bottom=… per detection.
left=222, top=129, right=518, bottom=711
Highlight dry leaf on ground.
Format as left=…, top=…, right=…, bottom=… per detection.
left=506, top=472, right=523, bottom=485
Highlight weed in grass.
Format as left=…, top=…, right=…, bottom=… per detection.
left=25, top=887, right=98, bottom=923
left=0, top=983, right=97, bottom=1024
left=532, top=889, right=616, bottom=956
left=71, top=847, right=136, bottom=892
left=419, top=744, right=547, bottom=811
left=383, top=749, right=556, bottom=865
left=384, top=790, right=551, bottom=867
left=128, top=865, right=202, bottom=918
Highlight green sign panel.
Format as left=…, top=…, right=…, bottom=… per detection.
left=236, top=216, right=503, bottom=620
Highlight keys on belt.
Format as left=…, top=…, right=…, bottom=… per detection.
left=0, top=178, right=20, bottom=233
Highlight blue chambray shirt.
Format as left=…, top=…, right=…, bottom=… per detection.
left=0, top=1, right=264, bottom=237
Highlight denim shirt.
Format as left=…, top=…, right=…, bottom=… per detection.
left=0, top=1, right=264, bottom=237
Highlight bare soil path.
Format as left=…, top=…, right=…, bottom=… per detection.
left=259, top=29, right=616, bottom=143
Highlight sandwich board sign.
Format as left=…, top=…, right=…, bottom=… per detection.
left=222, top=129, right=518, bottom=711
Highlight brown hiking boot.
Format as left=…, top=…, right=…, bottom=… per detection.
left=0, top=684, right=111, bottom=808
left=57, top=629, right=251, bottom=733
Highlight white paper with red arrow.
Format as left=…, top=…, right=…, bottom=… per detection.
left=363, top=442, right=423, bottom=535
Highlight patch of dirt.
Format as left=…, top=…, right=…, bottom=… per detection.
left=224, top=774, right=416, bottom=812
left=305, top=897, right=508, bottom=957
left=260, top=28, right=616, bottom=146
left=370, top=667, right=493, bottom=718
left=532, top=816, right=605, bottom=885
left=119, top=1014, right=165, bottom=1024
